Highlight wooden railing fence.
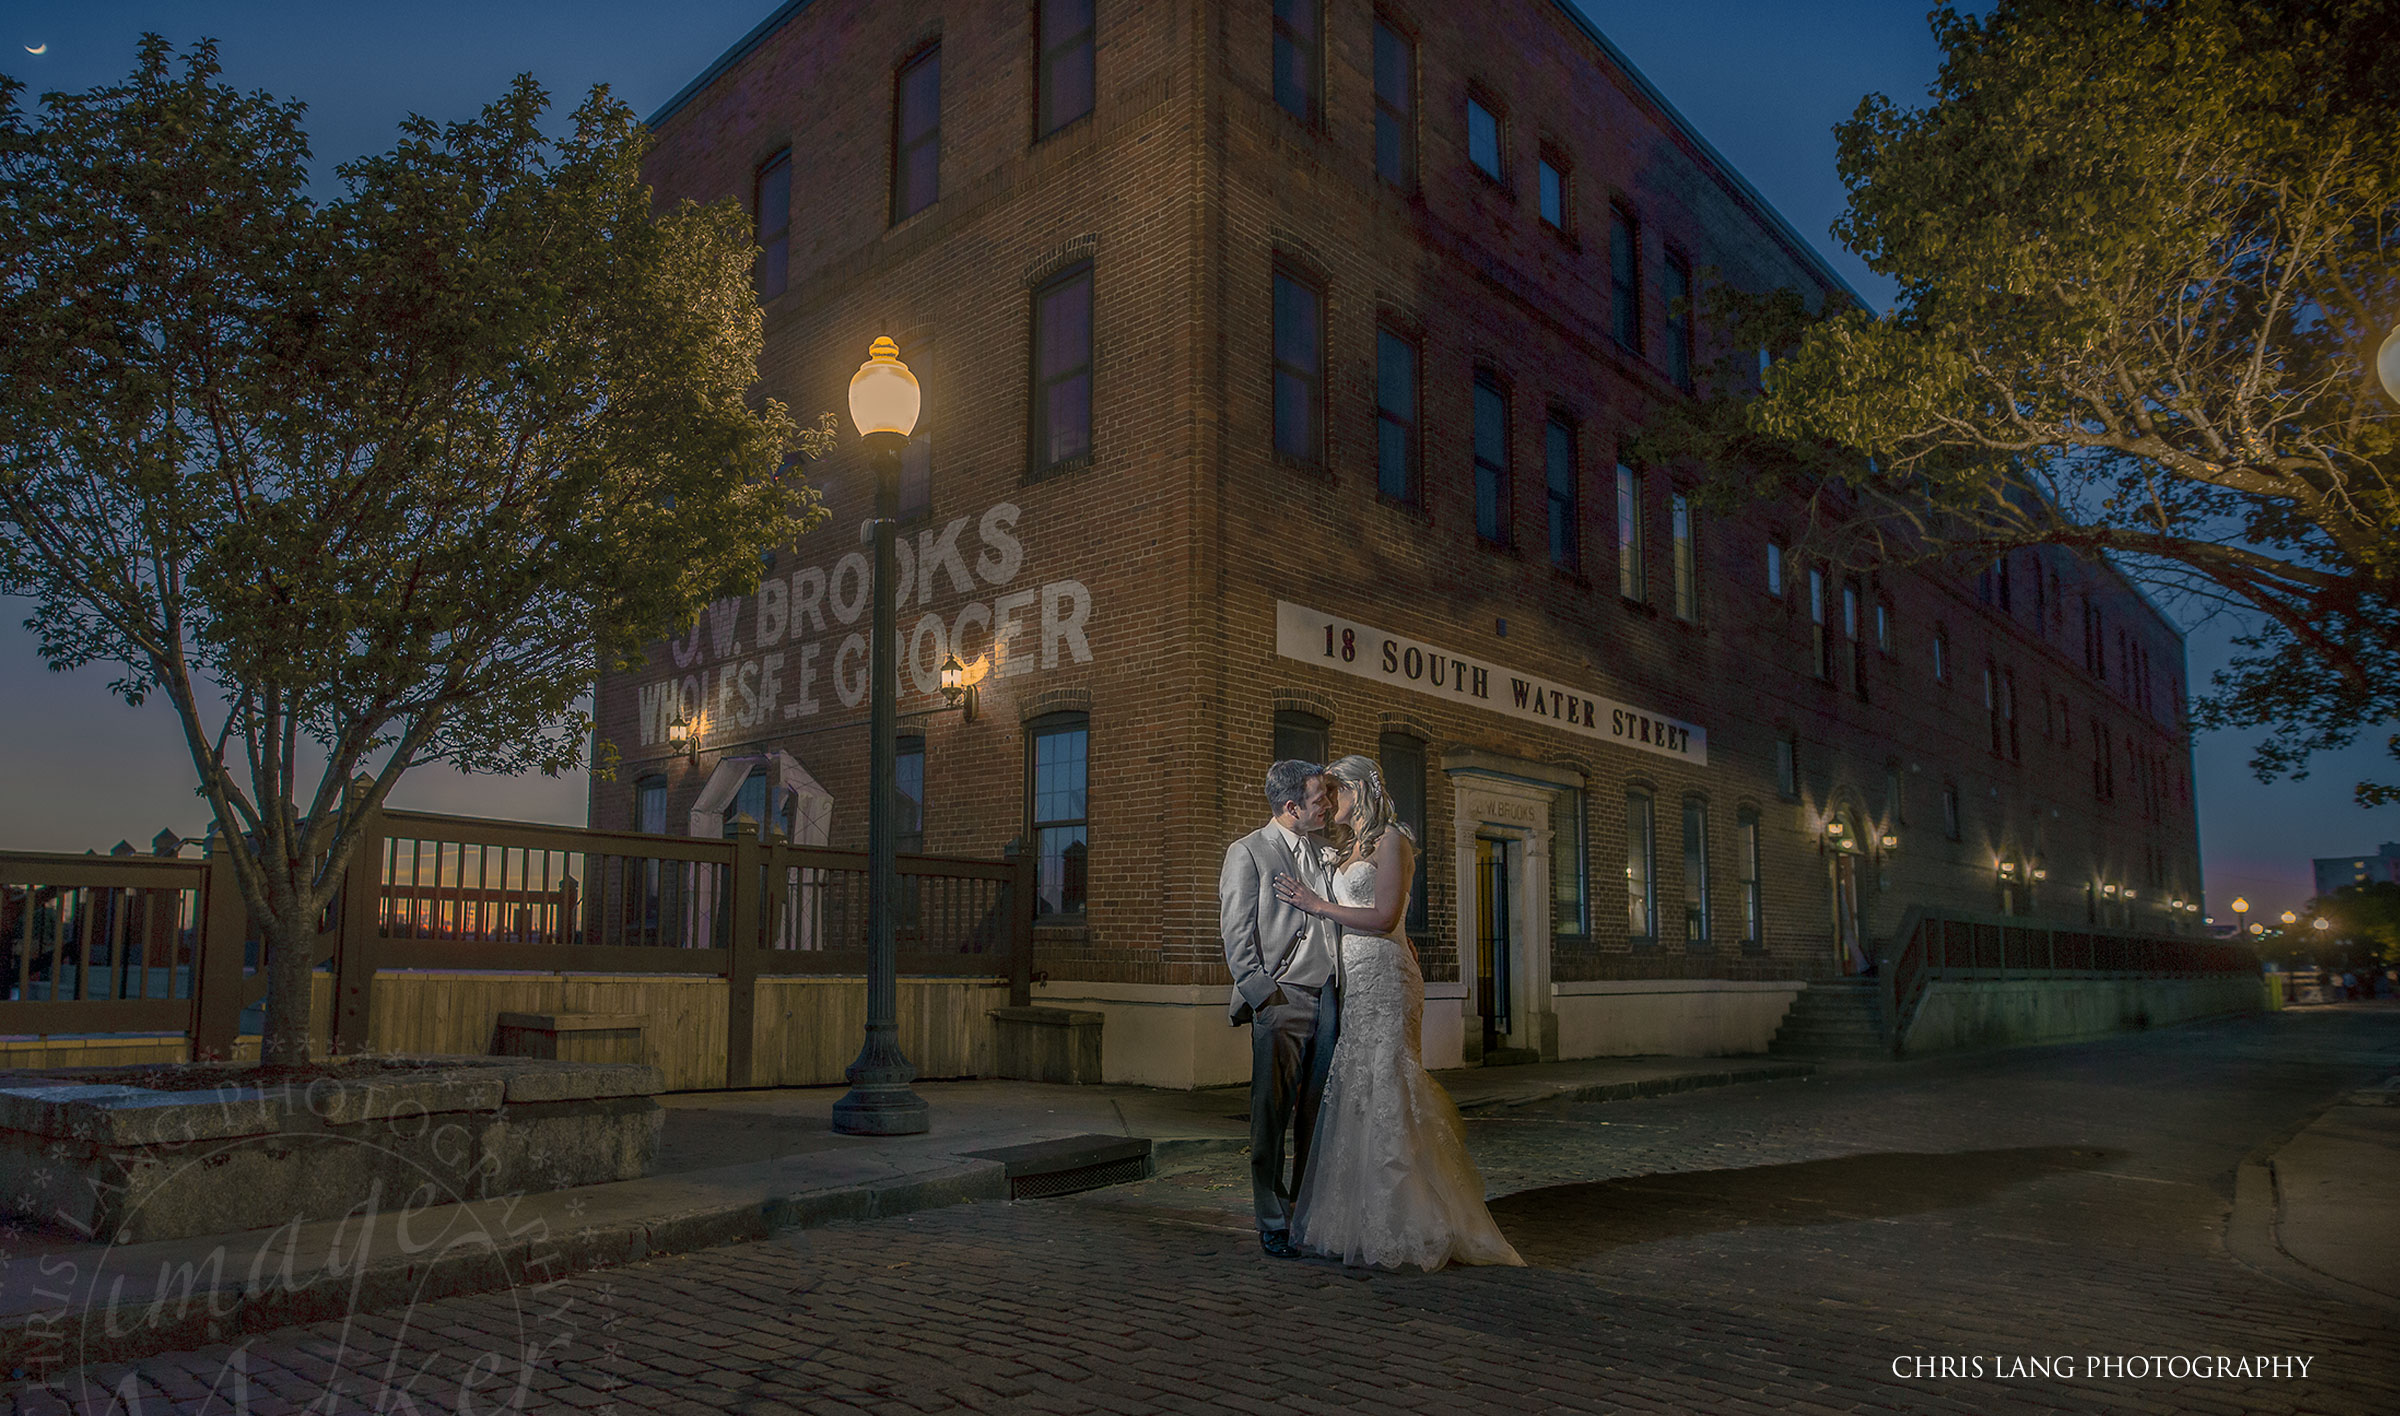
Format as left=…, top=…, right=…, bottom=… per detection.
left=1, top=806, right=1037, bottom=1088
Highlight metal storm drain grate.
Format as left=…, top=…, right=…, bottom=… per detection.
left=965, top=1134, right=1155, bottom=1202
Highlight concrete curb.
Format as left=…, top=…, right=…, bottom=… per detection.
left=2223, top=1088, right=2400, bottom=1318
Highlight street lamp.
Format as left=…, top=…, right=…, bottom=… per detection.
left=2378, top=324, right=2400, bottom=405
left=2313, top=917, right=2332, bottom=934
left=2231, top=896, right=2250, bottom=928
left=832, top=337, right=930, bottom=1137
left=2279, top=910, right=2297, bottom=927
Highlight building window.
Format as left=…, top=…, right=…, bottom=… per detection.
left=1379, top=730, right=1429, bottom=934
left=896, top=735, right=926, bottom=854
left=892, top=45, right=941, bottom=223
left=1029, top=712, right=1089, bottom=915
left=1885, top=766, right=1905, bottom=827
left=1808, top=568, right=1831, bottom=681
left=1985, top=666, right=2003, bottom=757
left=1875, top=596, right=1894, bottom=655
left=1615, top=464, right=1645, bottom=601
left=1671, top=493, right=1698, bottom=622
left=1273, top=0, right=1321, bottom=125
left=1681, top=796, right=1710, bottom=945
left=1538, top=152, right=1568, bottom=231
left=1941, top=781, right=1962, bottom=841
left=1737, top=808, right=1763, bottom=949
left=1843, top=578, right=1866, bottom=697
left=1608, top=204, right=1641, bottom=351
left=1272, top=268, right=1325, bottom=465
left=1473, top=372, right=1510, bottom=545
left=2002, top=668, right=2020, bottom=761
left=635, top=776, right=667, bottom=835
left=753, top=149, right=791, bottom=300
left=1372, top=19, right=1416, bottom=189
left=1376, top=326, right=1420, bottom=503
left=1030, top=262, right=1093, bottom=476
left=1933, top=624, right=1950, bottom=683
left=1663, top=250, right=1694, bottom=391
left=1775, top=734, right=1799, bottom=800
left=1552, top=786, right=1588, bottom=938
left=1272, top=709, right=1329, bottom=767
left=1466, top=95, right=1504, bottom=182
left=1545, top=414, right=1579, bottom=569
left=1766, top=541, right=1784, bottom=597
left=725, top=767, right=770, bottom=838
left=1038, top=0, right=1096, bottom=137
left=1625, top=790, right=1656, bottom=944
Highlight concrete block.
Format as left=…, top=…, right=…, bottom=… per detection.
left=989, top=1005, right=1105, bottom=1084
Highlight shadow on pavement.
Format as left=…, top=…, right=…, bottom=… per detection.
left=1490, top=1145, right=2125, bottom=1264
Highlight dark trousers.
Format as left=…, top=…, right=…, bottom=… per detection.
left=1249, top=978, right=1340, bottom=1234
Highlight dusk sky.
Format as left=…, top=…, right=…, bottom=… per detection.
left=2, top=1, right=2391, bottom=919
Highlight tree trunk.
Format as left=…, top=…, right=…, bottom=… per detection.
left=258, top=901, right=318, bottom=1066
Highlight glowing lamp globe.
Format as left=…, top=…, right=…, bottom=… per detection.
left=848, top=337, right=921, bottom=439
left=2379, top=325, right=2400, bottom=406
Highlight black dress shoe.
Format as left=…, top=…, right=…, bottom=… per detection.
left=1260, top=1230, right=1300, bottom=1259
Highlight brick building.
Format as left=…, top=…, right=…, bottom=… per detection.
left=595, top=0, right=2204, bottom=1085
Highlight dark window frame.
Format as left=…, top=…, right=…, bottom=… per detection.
left=1671, top=491, right=1699, bottom=623
left=1028, top=260, right=1096, bottom=480
left=1371, top=16, right=1418, bottom=190
left=1273, top=0, right=1324, bottom=127
left=1608, top=202, right=1642, bottom=352
left=1272, top=708, right=1330, bottom=768
left=1271, top=263, right=1327, bottom=468
left=1465, top=90, right=1507, bottom=186
left=1681, top=794, right=1711, bottom=947
left=896, top=733, right=927, bottom=854
left=1537, top=147, right=1571, bottom=234
left=891, top=43, right=942, bottom=225
left=1625, top=789, right=1657, bottom=946
left=1375, top=322, right=1422, bottom=505
left=1737, top=807, right=1763, bottom=951
left=1662, top=247, right=1695, bottom=391
left=1544, top=410, right=1580, bottom=570
left=1774, top=734, right=1800, bottom=801
left=1036, top=0, right=1097, bottom=139
left=1616, top=463, right=1646, bottom=602
left=1472, top=369, right=1513, bottom=548
left=753, top=149, right=792, bottom=300
left=1027, top=710, right=1091, bottom=917
left=1551, top=785, right=1589, bottom=940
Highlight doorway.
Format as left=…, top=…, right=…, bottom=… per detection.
left=1831, top=850, right=1867, bottom=974
left=1475, top=836, right=1514, bottom=1055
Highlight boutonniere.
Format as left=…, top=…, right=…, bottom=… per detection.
left=1315, top=844, right=1342, bottom=871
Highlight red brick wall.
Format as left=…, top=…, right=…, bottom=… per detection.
left=594, top=0, right=2205, bottom=990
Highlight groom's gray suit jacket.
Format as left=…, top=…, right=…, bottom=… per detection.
left=1219, top=824, right=1337, bottom=1025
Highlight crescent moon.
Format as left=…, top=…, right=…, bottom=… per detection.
left=23, top=44, right=45, bottom=55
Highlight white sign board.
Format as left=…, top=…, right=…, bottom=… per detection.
left=1275, top=601, right=1707, bottom=766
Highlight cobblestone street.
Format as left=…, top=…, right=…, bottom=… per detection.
left=12, top=1007, right=2396, bottom=1416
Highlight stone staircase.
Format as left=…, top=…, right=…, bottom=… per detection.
left=1768, top=978, right=1892, bottom=1060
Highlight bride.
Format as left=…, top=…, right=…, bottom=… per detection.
left=1272, top=754, right=1524, bottom=1271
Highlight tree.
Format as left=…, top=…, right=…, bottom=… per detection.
left=2306, top=881, right=2400, bottom=967
left=1641, top=0, right=2400, bottom=801
left=0, top=40, right=832, bottom=1063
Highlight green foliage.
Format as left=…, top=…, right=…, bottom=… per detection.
left=1638, top=0, right=2400, bottom=803
left=0, top=39, right=832, bottom=1058
left=2304, top=881, right=2400, bottom=967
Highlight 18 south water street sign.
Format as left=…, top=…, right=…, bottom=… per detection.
left=1275, top=601, right=1707, bottom=767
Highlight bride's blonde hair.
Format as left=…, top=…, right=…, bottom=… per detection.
left=1325, top=754, right=1413, bottom=862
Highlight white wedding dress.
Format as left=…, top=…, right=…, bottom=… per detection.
left=1294, top=860, right=1525, bottom=1270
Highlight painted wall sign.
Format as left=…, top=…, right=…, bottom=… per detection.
left=1274, top=601, right=1708, bottom=766
left=627, top=500, right=1095, bottom=748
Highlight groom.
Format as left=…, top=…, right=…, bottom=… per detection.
left=1219, top=759, right=1341, bottom=1258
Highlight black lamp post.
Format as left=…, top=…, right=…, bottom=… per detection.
left=832, top=336, right=930, bottom=1136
